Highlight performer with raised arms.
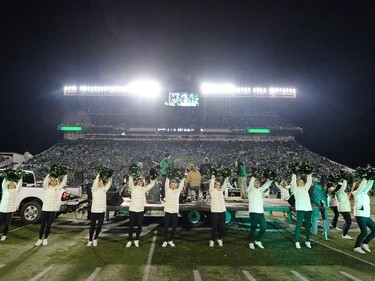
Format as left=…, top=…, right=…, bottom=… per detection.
left=352, top=178, right=375, bottom=254
left=35, top=167, right=68, bottom=246
left=0, top=169, right=23, bottom=241
left=209, top=174, right=229, bottom=247
left=334, top=180, right=353, bottom=239
left=291, top=172, right=313, bottom=249
left=162, top=177, right=185, bottom=247
left=126, top=175, right=156, bottom=247
left=247, top=175, right=273, bottom=249
left=87, top=172, right=113, bottom=247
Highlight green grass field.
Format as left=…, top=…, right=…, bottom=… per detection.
left=1, top=198, right=375, bottom=281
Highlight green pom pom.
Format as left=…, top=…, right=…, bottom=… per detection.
left=263, top=168, right=277, bottom=180
left=249, top=167, right=263, bottom=179
left=208, top=167, right=221, bottom=178
left=128, top=163, right=140, bottom=178
left=220, top=167, right=232, bottom=178
left=287, top=162, right=301, bottom=174
left=96, top=166, right=113, bottom=181
left=3, top=168, right=25, bottom=182
left=300, top=162, right=313, bottom=174
left=148, top=168, right=159, bottom=180
left=166, top=167, right=185, bottom=180
left=49, top=164, right=68, bottom=178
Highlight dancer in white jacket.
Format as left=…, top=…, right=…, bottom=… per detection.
left=291, top=173, right=313, bottom=249
left=247, top=176, right=273, bottom=249
left=162, top=177, right=185, bottom=247
left=126, top=176, right=156, bottom=247
left=275, top=180, right=291, bottom=200
left=334, top=180, right=352, bottom=239
left=352, top=178, right=375, bottom=254
left=87, top=174, right=113, bottom=247
left=35, top=174, right=67, bottom=246
left=0, top=178, right=22, bottom=241
left=209, top=175, right=229, bottom=247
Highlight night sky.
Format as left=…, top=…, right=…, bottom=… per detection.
left=1, top=1, right=374, bottom=168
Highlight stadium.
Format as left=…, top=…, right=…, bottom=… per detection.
left=22, top=82, right=345, bottom=185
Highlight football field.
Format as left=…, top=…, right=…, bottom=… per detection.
left=0, top=212, right=375, bottom=281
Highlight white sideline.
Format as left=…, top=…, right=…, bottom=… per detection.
left=142, top=230, right=157, bottom=281
left=291, top=270, right=309, bottom=281
left=193, top=270, right=202, bottom=281
left=29, top=265, right=54, bottom=281
left=86, top=267, right=102, bottom=281
left=0, top=264, right=5, bottom=269
left=340, top=271, right=362, bottom=281
left=242, top=270, right=257, bottom=281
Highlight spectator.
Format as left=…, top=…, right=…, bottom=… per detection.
left=185, top=164, right=202, bottom=201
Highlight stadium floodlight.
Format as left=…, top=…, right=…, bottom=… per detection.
left=200, top=83, right=296, bottom=98
left=63, top=80, right=161, bottom=96
left=125, top=80, right=161, bottom=96
left=200, top=83, right=236, bottom=94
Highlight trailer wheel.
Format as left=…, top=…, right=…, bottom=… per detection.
left=182, top=210, right=206, bottom=227
left=225, top=211, right=235, bottom=225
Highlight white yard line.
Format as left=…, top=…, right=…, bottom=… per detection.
left=8, top=224, right=32, bottom=233
left=193, top=270, right=202, bottom=281
left=29, top=265, right=54, bottom=281
left=291, top=270, right=309, bottom=281
left=86, top=267, right=102, bottom=281
left=309, top=238, right=375, bottom=267
left=142, top=230, right=157, bottom=281
left=340, top=271, right=362, bottom=281
left=242, top=270, right=257, bottom=281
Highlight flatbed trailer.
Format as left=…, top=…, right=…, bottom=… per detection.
left=107, top=198, right=293, bottom=227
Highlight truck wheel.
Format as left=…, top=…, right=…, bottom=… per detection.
left=20, top=201, right=42, bottom=224
left=182, top=210, right=206, bottom=228
left=225, top=211, right=235, bottom=226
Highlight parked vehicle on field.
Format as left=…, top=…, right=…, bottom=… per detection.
left=0, top=169, right=85, bottom=224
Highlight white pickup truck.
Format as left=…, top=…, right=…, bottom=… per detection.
left=0, top=169, right=84, bottom=224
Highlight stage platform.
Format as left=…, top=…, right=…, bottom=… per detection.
left=107, top=197, right=293, bottom=222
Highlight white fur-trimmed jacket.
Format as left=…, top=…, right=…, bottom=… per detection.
left=353, top=178, right=374, bottom=218
left=128, top=176, right=156, bottom=212
left=164, top=178, right=185, bottom=214
left=42, top=174, right=67, bottom=212
left=291, top=174, right=313, bottom=211
left=247, top=177, right=273, bottom=213
left=91, top=174, right=113, bottom=213
left=209, top=176, right=229, bottom=213
left=0, top=179, right=22, bottom=213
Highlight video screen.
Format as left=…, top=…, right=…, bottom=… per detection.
left=165, top=92, right=199, bottom=107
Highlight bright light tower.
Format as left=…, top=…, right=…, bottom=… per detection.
left=63, top=79, right=161, bottom=96
left=125, top=80, right=161, bottom=96
left=200, top=82, right=296, bottom=98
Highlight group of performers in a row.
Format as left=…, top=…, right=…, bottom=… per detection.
left=0, top=165, right=374, bottom=254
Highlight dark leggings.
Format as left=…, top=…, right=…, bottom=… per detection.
left=340, top=212, right=352, bottom=236
left=249, top=212, right=267, bottom=243
left=211, top=212, right=225, bottom=241
left=128, top=211, right=144, bottom=240
left=39, top=211, right=56, bottom=239
left=164, top=212, right=178, bottom=241
left=355, top=216, right=375, bottom=248
left=0, top=212, right=13, bottom=236
left=330, top=206, right=339, bottom=228
left=295, top=210, right=312, bottom=243
left=89, top=212, right=105, bottom=241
